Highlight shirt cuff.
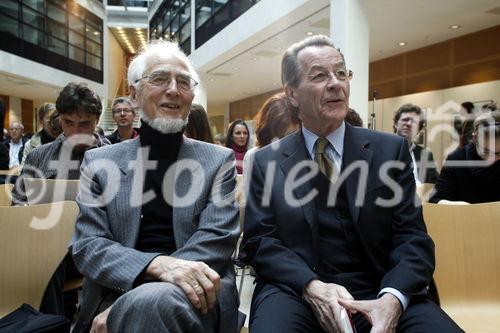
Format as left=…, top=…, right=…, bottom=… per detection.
left=378, top=287, right=410, bottom=311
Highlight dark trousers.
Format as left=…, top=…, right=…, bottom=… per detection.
left=250, top=284, right=463, bottom=333
left=40, top=253, right=81, bottom=321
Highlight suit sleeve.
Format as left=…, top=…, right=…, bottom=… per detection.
left=429, top=157, right=458, bottom=203
left=10, top=149, right=40, bottom=205
left=239, top=154, right=318, bottom=297
left=170, top=151, right=240, bottom=274
left=71, top=151, right=159, bottom=293
left=380, top=139, right=435, bottom=296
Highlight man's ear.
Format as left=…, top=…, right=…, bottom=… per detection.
left=285, top=85, right=299, bottom=108
left=129, top=85, right=137, bottom=102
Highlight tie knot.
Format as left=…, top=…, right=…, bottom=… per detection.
left=315, top=137, right=329, bottom=154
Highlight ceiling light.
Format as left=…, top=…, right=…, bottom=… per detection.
left=398, top=42, right=407, bottom=46
left=135, top=28, right=141, bottom=31
left=117, top=27, right=123, bottom=30
left=209, top=78, right=215, bottom=82
left=251, top=57, right=257, bottom=61
left=233, top=66, right=239, bottom=70
left=449, top=24, right=461, bottom=29
left=305, top=31, right=313, bottom=36
left=93, top=31, right=99, bottom=35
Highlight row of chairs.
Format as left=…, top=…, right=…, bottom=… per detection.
left=1, top=181, right=499, bottom=332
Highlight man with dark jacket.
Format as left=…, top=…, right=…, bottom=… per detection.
left=239, top=35, right=461, bottom=333
left=393, top=103, right=439, bottom=184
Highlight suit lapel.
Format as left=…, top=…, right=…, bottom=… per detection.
left=172, top=138, right=201, bottom=247
left=342, top=125, right=373, bottom=224
left=115, top=138, right=142, bottom=247
left=279, top=132, right=318, bottom=235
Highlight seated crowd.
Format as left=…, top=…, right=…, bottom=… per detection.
left=2, top=34, right=500, bottom=333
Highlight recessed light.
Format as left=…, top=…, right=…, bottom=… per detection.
left=233, top=66, right=239, bottom=70
left=209, top=78, right=215, bottom=82
left=306, top=31, right=313, bottom=36
left=398, top=42, right=407, bottom=46
left=251, top=57, right=257, bottom=61
left=449, top=24, right=461, bottom=29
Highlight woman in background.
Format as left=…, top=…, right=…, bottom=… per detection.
left=225, top=119, right=250, bottom=174
left=241, top=92, right=301, bottom=205
left=185, top=103, right=214, bottom=143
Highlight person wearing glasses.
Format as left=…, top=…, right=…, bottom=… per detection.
left=393, top=103, right=439, bottom=184
left=106, top=97, right=139, bottom=144
left=239, top=35, right=462, bottom=332
left=430, top=110, right=500, bottom=204
left=71, top=40, right=239, bottom=333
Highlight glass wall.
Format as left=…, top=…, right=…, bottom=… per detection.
left=150, top=0, right=191, bottom=55
left=194, top=0, right=259, bottom=49
left=0, top=0, right=104, bottom=83
left=150, top=0, right=259, bottom=55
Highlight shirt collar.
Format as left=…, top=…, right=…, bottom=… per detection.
left=302, top=121, right=345, bottom=158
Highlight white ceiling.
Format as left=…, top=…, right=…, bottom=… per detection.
left=0, top=72, right=61, bottom=101
left=1, top=0, right=499, bottom=109
left=202, top=0, right=500, bottom=108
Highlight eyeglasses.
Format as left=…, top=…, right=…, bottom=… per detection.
left=307, top=68, right=353, bottom=83
left=134, top=70, right=198, bottom=91
left=112, top=108, right=134, bottom=115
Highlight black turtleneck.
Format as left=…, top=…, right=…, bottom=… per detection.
left=135, top=121, right=183, bottom=254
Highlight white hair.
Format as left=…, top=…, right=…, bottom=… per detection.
left=127, top=40, right=199, bottom=87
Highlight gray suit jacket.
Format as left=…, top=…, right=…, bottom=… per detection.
left=71, top=137, right=240, bottom=332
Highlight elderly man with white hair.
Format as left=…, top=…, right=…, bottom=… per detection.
left=71, top=40, right=240, bottom=333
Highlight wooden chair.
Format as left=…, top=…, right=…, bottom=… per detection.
left=23, top=178, right=80, bottom=204
left=0, top=184, right=13, bottom=206
left=416, top=183, right=434, bottom=203
left=423, top=202, right=500, bottom=332
left=0, top=201, right=80, bottom=317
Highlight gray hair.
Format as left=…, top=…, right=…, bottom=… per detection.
left=9, top=121, right=24, bottom=130
left=281, top=35, right=344, bottom=87
left=112, top=96, right=134, bottom=112
left=127, top=40, right=199, bottom=88
left=37, top=103, right=56, bottom=121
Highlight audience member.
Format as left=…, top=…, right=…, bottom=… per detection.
left=241, top=92, right=300, bottom=205
left=239, top=35, right=462, bottom=333
left=5, top=122, right=27, bottom=169
left=345, top=108, right=364, bottom=127
left=214, top=133, right=225, bottom=146
left=454, top=101, right=475, bottom=147
left=106, top=96, right=139, bottom=144
left=0, top=102, right=7, bottom=171
left=21, top=103, right=63, bottom=165
left=185, top=103, right=214, bottom=143
left=71, top=40, right=239, bottom=333
left=393, top=103, right=438, bottom=184
left=225, top=119, right=249, bottom=174
left=10, top=82, right=109, bottom=322
left=430, top=110, right=500, bottom=204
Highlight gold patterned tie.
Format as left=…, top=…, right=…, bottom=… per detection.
left=315, top=137, right=335, bottom=180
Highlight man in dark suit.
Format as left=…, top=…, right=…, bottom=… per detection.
left=239, top=35, right=462, bottom=332
left=393, top=103, right=439, bottom=184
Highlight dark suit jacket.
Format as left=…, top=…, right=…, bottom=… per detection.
left=429, top=143, right=500, bottom=203
left=412, top=144, right=438, bottom=184
left=4, top=137, right=27, bottom=166
left=239, top=124, right=435, bottom=299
